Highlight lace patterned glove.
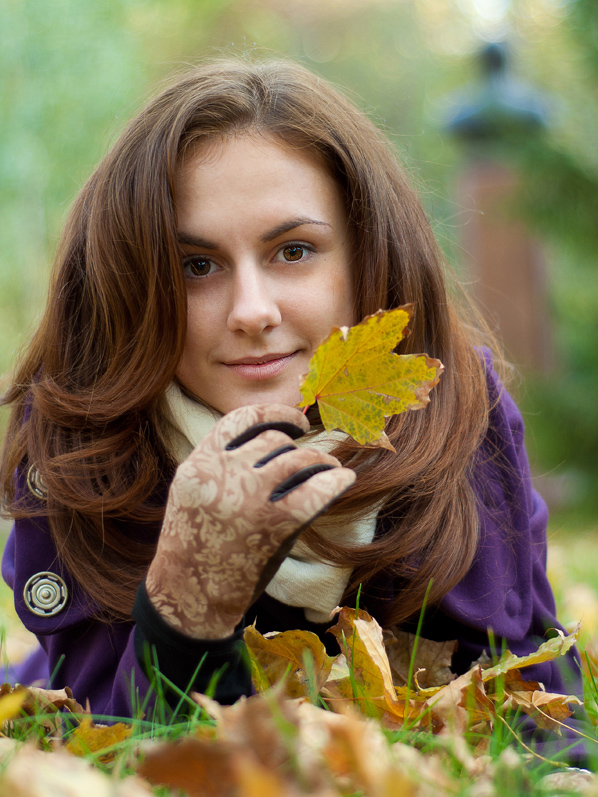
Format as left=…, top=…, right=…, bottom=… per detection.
left=145, top=404, right=356, bottom=639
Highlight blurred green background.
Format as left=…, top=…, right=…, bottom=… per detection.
left=1, top=0, right=597, bottom=524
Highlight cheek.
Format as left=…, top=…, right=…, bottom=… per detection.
left=328, top=264, right=355, bottom=326
left=179, top=294, right=215, bottom=368
left=297, top=288, right=353, bottom=338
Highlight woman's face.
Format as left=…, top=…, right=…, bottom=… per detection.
left=175, top=134, right=355, bottom=414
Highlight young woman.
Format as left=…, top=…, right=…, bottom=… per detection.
left=0, top=60, right=577, bottom=727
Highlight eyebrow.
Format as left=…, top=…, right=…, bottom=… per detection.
left=177, top=217, right=331, bottom=250
left=260, top=217, right=331, bottom=242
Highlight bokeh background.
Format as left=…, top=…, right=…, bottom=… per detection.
left=1, top=0, right=597, bottom=656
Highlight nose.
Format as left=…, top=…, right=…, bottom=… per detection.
left=226, top=262, right=282, bottom=335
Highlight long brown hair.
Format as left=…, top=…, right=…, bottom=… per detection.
left=1, top=58, right=492, bottom=624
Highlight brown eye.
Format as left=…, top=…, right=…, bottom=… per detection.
left=282, top=245, right=305, bottom=262
left=183, top=256, right=214, bottom=277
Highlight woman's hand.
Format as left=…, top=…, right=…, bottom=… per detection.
left=145, top=404, right=355, bottom=639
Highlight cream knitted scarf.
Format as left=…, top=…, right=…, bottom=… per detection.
left=164, top=382, right=378, bottom=623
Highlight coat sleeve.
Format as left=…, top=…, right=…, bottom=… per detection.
left=437, top=349, right=580, bottom=696
left=1, top=513, right=153, bottom=718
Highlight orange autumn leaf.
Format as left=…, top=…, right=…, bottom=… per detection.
left=138, top=736, right=239, bottom=797
left=66, top=716, right=133, bottom=762
left=297, top=305, right=443, bottom=450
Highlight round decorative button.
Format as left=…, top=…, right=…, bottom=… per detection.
left=26, top=465, right=47, bottom=501
left=23, top=572, right=68, bottom=617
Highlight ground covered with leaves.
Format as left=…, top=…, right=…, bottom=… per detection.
left=0, top=600, right=597, bottom=796
left=1, top=523, right=598, bottom=795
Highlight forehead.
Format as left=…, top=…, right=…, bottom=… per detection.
left=174, top=133, right=346, bottom=228
left=178, top=131, right=330, bottom=177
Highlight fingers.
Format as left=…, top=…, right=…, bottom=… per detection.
left=253, top=444, right=297, bottom=468
left=274, top=466, right=357, bottom=526
left=270, top=463, right=336, bottom=501
left=246, top=464, right=356, bottom=608
left=246, top=442, right=343, bottom=490
left=206, top=404, right=310, bottom=452
left=226, top=421, right=305, bottom=451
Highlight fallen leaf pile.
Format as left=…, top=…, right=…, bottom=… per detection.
left=0, top=607, right=593, bottom=796
left=245, top=607, right=583, bottom=742
left=298, top=305, right=443, bottom=450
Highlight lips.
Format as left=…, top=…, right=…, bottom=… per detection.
left=224, top=352, right=296, bottom=366
left=222, top=351, right=299, bottom=380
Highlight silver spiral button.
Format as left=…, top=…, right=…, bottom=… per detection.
left=23, top=572, right=68, bottom=617
left=26, top=465, right=47, bottom=501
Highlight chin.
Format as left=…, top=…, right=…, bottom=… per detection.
left=234, top=392, right=301, bottom=412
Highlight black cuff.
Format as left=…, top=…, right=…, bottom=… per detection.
left=132, top=580, right=252, bottom=706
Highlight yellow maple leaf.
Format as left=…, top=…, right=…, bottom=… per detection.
left=243, top=626, right=335, bottom=700
left=297, top=304, right=443, bottom=450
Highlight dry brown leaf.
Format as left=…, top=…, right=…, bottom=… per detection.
left=0, top=743, right=152, bottom=797
left=233, top=749, right=299, bottom=797
left=423, top=665, right=494, bottom=736
left=138, top=736, right=239, bottom=797
left=538, top=768, right=597, bottom=793
left=389, top=742, right=460, bottom=797
left=460, top=667, right=496, bottom=736
left=422, top=669, right=471, bottom=735
left=217, top=693, right=295, bottom=773
left=328, top=607, right=396, bottom=695
left=192, top=691, right=225, bottom=724
left=0, top=737, right=20, bottom=760
left=481, top=625, right=580, bottom=682
left=224, top=692, right=338, bottom=794
left=503, top=687, right=582, bottom=733
left=325, top=607, right=421, bottom=727
left=485, top=665, right=582, bottom=733
left=327, top=652, right=350, bottom=681
left=141, top=692, right=331, bottom=797
left=297, top=701, right=419, bottom=797
left=0, top=682, right=83, bottom=716
left=66, top=716, right=133, bottom=762
left=21, top=685, right=84, bottom=716
left=383, top=627, right=457, bottom=688
left=0, top=682, right=84, bottom=738
left=244, top=625, right=334, bottom=699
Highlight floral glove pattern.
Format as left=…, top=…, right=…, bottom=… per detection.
left=145, top=404, right=356, bottom=639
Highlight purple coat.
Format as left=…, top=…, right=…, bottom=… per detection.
left=1, top=353, right=579, bottom=718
